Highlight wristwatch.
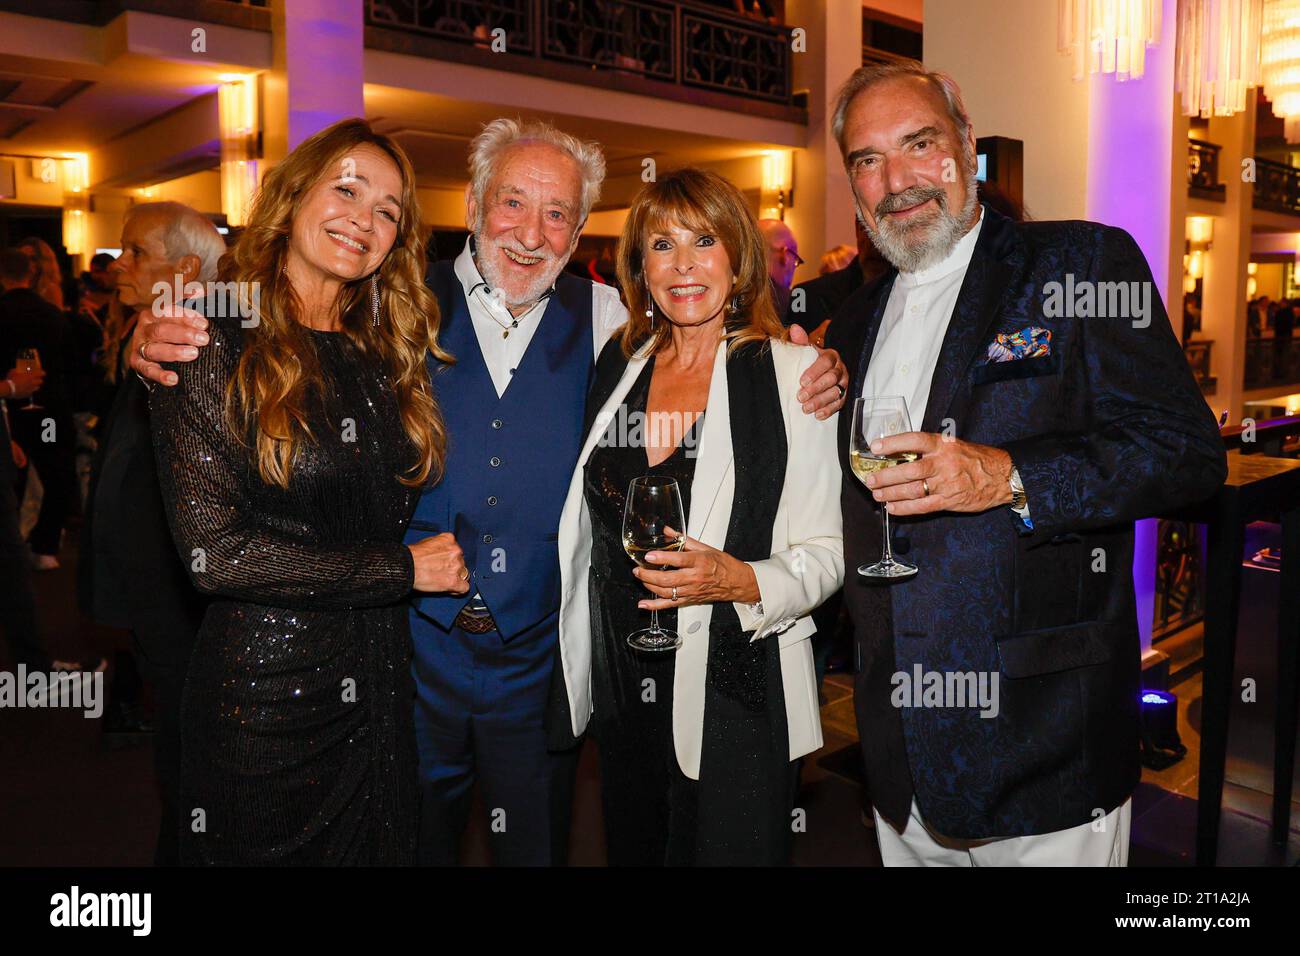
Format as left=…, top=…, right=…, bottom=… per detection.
left=1008, top=465, right=1027, bottom=510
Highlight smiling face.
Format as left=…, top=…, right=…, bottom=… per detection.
left=286, top=143, right=403, bottom=288
left=644, top=220, right=734, bottom=331
left=111, top=210, right=189, bottom=308
left=467, top=141, right=583, bottom=313
left=841, top=75, right=979, bottom=273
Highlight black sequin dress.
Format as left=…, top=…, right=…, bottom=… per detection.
left=149, top=317, right=420, bottom=865
left=584, top=358, right=794, bottom=866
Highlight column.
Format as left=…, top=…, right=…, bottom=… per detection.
left=264, top=0, right=365, bottom=165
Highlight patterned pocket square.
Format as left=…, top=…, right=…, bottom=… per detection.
left=987, top=326, right=1052, bottom=363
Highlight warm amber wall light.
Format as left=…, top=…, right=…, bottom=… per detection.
left=218, top=74, right=260, bottom=227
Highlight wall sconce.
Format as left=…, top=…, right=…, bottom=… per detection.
left=1187, top=216, right=1214, bottom=245
left=1247, top=276, right=1258, bottom=297
left=218, top=73, right=260, bottom=227
left=61, top=153, right=89, bottom=257
left=760, top=150, right=793, bottom=222
left=1247, top=261, right=1258, bottom=275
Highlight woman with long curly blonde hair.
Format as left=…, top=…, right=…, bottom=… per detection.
left=145, top=118, right=470, bottom=865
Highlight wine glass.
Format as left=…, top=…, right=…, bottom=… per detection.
left=850, top=395, right=918, bottom=579
left=622, top=475, right=686, bottom=652
left=15, top=349, right=41, bottom=411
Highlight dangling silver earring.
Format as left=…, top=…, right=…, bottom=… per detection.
left=729, top=293, right=742, bottom=315
left=645, top=292, right=655, bottom=328
left=370, top=273, right=381, bottom=328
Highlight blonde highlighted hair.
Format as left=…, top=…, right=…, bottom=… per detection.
left=616, top=166, right=786, bottom=358
left=223, top=117, right=450, bottom=489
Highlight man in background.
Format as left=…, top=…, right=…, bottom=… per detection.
left=80, top=201, right=225, bottom=865
left=760, top=218, right=801, bottom=319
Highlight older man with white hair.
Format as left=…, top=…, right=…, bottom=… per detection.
left=129, top=119, right=848, bottom=866
left=81, top=200, right=225, bottom=865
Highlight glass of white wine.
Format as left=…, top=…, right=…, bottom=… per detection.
left=622, top=475, right=686, bottom=652
left=15, top=348, right=41, bottom=411
left=850, top=395, right=919, bottom=579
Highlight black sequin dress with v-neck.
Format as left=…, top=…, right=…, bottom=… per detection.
left=583, top=357, right=792, bottom=866
left=149, top=316, right=420, bottom=866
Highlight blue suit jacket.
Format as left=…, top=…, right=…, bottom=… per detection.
left=826, top=205, right=1227, bottom=839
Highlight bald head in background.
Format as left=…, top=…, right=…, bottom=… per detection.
left=759, top=218, right=800, bottom=318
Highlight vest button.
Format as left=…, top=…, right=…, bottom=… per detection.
left=483, top=533, right=493, bottom=544
left=490, top=456, right=501, bottom=467
left=491, top=419, right=503, bottom=429
left=487, top=496, right=498, bottom=506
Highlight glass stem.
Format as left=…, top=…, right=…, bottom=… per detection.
left=649, top=606, right=661, bottom=635
left=881, top=505, right=895, bottom=565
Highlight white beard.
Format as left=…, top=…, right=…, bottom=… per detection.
left=474, top=229, right=568, bottom=312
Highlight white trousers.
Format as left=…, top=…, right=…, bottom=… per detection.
left=874, top=797, right=1132, bottom=867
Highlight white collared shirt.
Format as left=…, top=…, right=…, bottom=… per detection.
left=452, top=238, right=628, bottom=398
left=860, top=208, right=985, bottom=426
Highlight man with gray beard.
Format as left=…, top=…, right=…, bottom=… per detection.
left=823, top=59, right=1226, bottom=865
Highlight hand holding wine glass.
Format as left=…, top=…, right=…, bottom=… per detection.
left=622, top=476, right=686, bottom=652
left=850, top=395, right=918, bottom=579
left=14, top=349, right=42, bottom=411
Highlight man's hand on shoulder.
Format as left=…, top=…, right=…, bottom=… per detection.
left=129, top=305, right=211, bottom=387
left=862, top=431, right=1014, bottom=516
left=790, top=323, right=848, bottom=420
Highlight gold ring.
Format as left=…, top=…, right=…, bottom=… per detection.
left=922, top=479, right=931, bottom=497
left=460, top=568, right=469, bottom=580
left=671, top=586, right=679, bottom=601
left=139, top=342, right=150, bottom=364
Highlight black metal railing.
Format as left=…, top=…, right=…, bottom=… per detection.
left=1252, top=156, right=1300, bottom=215
left=366, top=0, right=795, bottom=105
left=545, top=0, right=674, bottom=80
left=1188, top=139, right=1224, bottom=201
left=1183, top=339, right=1216, bottom=393
left=1245, top=336, right=1300, bottom=389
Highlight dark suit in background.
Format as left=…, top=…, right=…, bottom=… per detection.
left=0, top=287, right=76, bottom=558
left=79, top=332, right=205, bottom=865
left=825, top=207, right=1226, bottom=840
left=785, top=259, right=867, bottom=334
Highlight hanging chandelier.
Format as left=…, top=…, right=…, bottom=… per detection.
left=1176, top=0, right=1264, bottom=118
left=1058, top=0, right=1164, bottom=81
left=1261, top=0, right=1300, bottom=141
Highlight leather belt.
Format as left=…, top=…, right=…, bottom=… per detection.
left=453, top=605, right=497, bottom=634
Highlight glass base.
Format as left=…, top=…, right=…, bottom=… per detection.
left=627, top=628, right=682, bottom=652
left=858, top=557, right=918, bottom=579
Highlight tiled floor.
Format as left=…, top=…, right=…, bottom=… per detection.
left=1, top=531, right=1295, bottom=866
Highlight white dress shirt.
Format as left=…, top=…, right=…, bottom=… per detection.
left=452, top=238, right=627, bottom=398
left=860, top=208, right=984, bottom=425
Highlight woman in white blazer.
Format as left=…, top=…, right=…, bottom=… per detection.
left=551, top=168, right=844, bottom=865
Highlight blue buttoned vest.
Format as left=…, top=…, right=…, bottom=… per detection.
left=406, top=260, right=595, bottom=640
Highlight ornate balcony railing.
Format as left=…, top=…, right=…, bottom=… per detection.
left=366, top=0, right=796, bottom=106
left=1244, top=336, right=1300, bottom=389
left=1187, top=139, right=1224, bottom=201
left=1252, top=156, right=1300, bottom=216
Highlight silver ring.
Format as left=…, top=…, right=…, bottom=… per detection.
left=671, top=586, right=679, bottom=602
left=922, top=478, right=931, bottom=497
left=834, top=384, right=846, bottom=400
left=139, top=342, right=150, bottom=364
